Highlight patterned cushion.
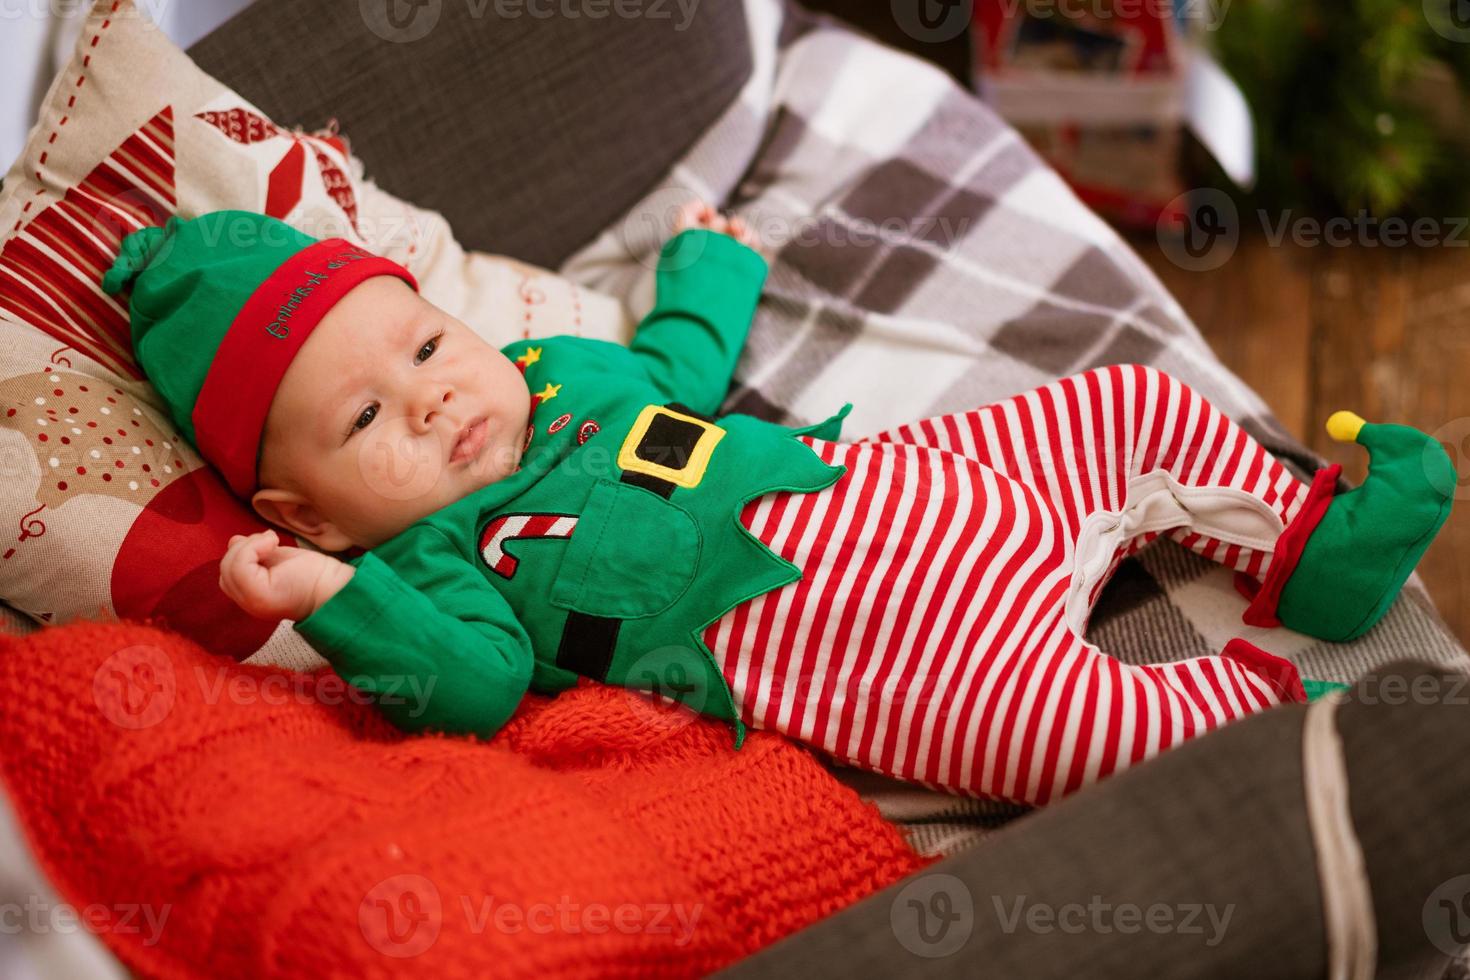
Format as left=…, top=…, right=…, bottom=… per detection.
left=0, top=0, right=632, bottom=669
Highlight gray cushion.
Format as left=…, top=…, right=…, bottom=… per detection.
left=188, top=0, right=753, bottom=268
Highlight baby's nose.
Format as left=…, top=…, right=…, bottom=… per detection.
left=423, top=387, right=452, bottom=423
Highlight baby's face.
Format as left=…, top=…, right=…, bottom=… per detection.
left=252, top=276, right=530, bottom=552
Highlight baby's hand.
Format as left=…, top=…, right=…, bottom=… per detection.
left=219, top=530, right=354, bottom=622
left=674, top=199, right=760, bottom=249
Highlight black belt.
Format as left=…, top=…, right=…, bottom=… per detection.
left=556, top=403, right=722, bottom=682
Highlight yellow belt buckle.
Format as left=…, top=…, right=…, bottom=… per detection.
left=618, top=404, right=725, bottom=490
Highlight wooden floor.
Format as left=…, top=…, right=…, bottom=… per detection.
left=784, top=7, right=1470, bottom=647
left=1133, top=232, right=1469, bottom=647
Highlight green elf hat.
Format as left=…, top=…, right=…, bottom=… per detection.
left=100, top=210, right=418, bottom=500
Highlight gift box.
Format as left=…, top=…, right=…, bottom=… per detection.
left=972, top=0, right=1241, bottom=229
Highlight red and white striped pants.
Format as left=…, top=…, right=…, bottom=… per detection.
left=702, top=365, right=1311, bottom=805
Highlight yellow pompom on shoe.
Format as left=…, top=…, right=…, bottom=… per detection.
left=1326, top=410, right=1366, bottom=444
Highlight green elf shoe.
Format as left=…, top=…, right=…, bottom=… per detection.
left=1238, top=411, right=1456, bottom=643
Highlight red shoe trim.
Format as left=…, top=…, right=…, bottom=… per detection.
left=1241, top=464, right=1342, bottom=629
left=1222, top=637, right=1307, bottom=703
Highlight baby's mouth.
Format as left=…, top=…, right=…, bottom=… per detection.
left=450, top=416, right=490, bottom=465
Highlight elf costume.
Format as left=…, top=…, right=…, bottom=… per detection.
left=102, top=211, right=1454, bottom=806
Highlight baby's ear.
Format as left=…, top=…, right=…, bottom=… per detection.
left=251, top=488, right=354, bottom=554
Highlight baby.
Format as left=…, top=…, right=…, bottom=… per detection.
left=102, top=206, right=1453, bottom=805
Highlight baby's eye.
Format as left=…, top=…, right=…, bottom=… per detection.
left=415, top=332, right=443, bottom=365
left=352, top=403, right=378, bottom=432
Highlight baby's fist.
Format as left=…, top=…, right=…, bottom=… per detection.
left=219, top=530, right=354, bottom=622
left=674, top=199, right=761, bottom=249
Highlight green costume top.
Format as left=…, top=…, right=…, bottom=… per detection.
left=293, top=229, right=850, bottom=749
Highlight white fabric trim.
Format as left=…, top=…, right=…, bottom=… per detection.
left=1065, top=469, right=1285, bottom=635
left=1303, top=693, right=1378, bottom=980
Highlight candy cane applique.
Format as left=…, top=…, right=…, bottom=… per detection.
left=479, top=514, right=578, bottom=578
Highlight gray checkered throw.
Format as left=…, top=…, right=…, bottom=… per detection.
left=558, top=0, right=1470, bottom=857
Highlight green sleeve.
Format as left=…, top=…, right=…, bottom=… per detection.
left=292, top=526, right=534, bottom=739
left=628, top=227, right=769, bottom=415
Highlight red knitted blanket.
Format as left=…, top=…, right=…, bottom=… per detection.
left=0, top=619, right=930, bottom=977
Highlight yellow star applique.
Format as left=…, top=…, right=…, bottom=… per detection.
left=516, top=346, right=543, bottom=368
left=537, top=382, right=562, bottom=402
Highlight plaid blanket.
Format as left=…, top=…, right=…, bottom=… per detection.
left=560, top=0, right=1470, bottom=855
